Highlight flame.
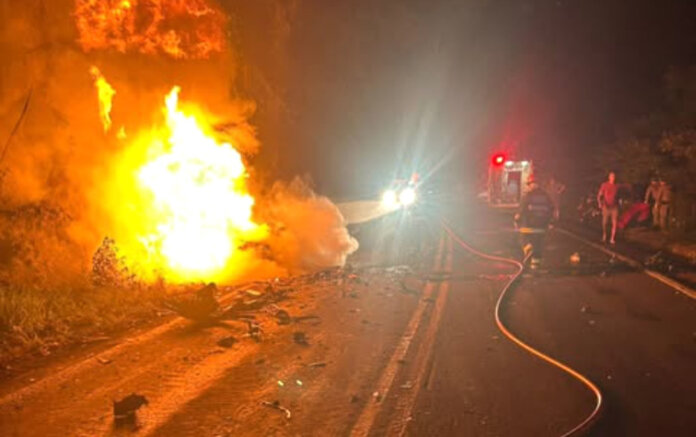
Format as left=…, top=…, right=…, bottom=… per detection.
left=89, top=66, right=116, bottom=132
left=103, top=87, right=267, bottom=282
left=74, top=0, right=226, bottom=59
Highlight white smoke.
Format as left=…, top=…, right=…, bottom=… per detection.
left=260, top=177, right=359, bottom=272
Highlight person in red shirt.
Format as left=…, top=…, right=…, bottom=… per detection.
left=597, top=172, right=620, bottom=244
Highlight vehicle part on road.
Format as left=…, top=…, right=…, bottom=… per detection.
left=113, top=392, right=148, bottom=423
left=443, top=222, right=603, bottom=437
left=262, top=400, right=292, bottom=419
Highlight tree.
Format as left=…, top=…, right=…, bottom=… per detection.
left=599, top=66, right=696, bottom=232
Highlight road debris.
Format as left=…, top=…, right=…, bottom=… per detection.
left=293, top=331, right=309, bottom=346
left=372, top=391, right=382, bottom=402
left=308, top=361, right=327, bottom=368
left=96, top=357, right=112, bottom=365
left=400, top=381, right=413, bottom=389
left=247, top=321, right=262, bottom=342
left=245, top=289, right=262, bottom=297
left=80, top=335, right=111, bottom=344
left=570, top=252, right=581, bottom=264
left=294, top=315, right=321, bottom=324
left=262, top=400, right=292, bottom=419
left=399, top=280, right=419, bottom=295
left=113, top=393, right=148, bottom=424
left=275, top=309, right=292, bottom=325
left=216, top=336, right=237, bottom=348
left=167, top=283, right=220, bottom=322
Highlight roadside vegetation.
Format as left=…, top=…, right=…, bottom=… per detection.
left=0, top=203, right=166, bottom=368
left=597, top=65, right=696, bottom=234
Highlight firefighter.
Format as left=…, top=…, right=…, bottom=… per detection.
left=514, top=174, right=554, bottom=267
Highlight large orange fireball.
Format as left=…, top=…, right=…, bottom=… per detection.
left=102, top=86, right=267, bottom=283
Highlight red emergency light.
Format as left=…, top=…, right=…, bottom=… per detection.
left=492, top=153, right=506, bottom=166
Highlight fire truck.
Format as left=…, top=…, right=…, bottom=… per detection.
left=487, top=153, right=534, bottom=207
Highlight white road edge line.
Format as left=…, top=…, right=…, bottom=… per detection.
left=391, top=236, right=453, bottom=437
left=349, top=233, right=447, bottom=437
left=557, top=227, right=696, bottom=300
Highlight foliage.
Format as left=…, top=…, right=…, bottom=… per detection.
left=598, top=66, right=696, bottom=231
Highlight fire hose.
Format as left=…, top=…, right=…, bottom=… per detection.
left=442, top=221, right=602, bottom=436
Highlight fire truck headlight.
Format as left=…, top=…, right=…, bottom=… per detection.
left=382, top=190, right=399, bottom=210
left=399, top=187, right=417, bottom=206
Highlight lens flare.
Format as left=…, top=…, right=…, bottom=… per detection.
left=382, top=190, right=399, bottom=210
left=399, top=188, right=417, bottom=206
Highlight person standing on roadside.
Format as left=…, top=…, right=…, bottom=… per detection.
left=597, top=171, right=620, bottom=244
left=546, top=176, right=566, bottom=221
left=656, top=179, right=673, bottom=232
left=644, top=178, right=660, bottom=229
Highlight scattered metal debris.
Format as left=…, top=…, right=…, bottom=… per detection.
left=216, top=336, right=237, bottom=348
left=275, top=309, right=292, bottom=325
left=293, top=331, right=309, bottom=346
left=262, top=400, right=291, bottom=419
left=294, top=315, right=321, bottom=324
left=247, top=321, right=262, bottom=342
left=308, top=361, right=327, bottom=368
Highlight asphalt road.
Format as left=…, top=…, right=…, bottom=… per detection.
left=0, top=202, right=694, bottom=436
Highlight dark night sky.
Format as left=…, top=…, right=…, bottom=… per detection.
left=248, top=0, right=696, bottom=197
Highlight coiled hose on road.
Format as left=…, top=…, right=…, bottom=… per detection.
left=442, top=222, right=602, bottom=437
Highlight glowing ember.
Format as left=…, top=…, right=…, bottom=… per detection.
left=103, top=87, right=267, bottom=282
left=74, top=0, right=226, bottom=59
left=89, top=66, right=116, bottom=132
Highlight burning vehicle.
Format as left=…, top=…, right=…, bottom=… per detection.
left=0, top=0, right=358, bottom=290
